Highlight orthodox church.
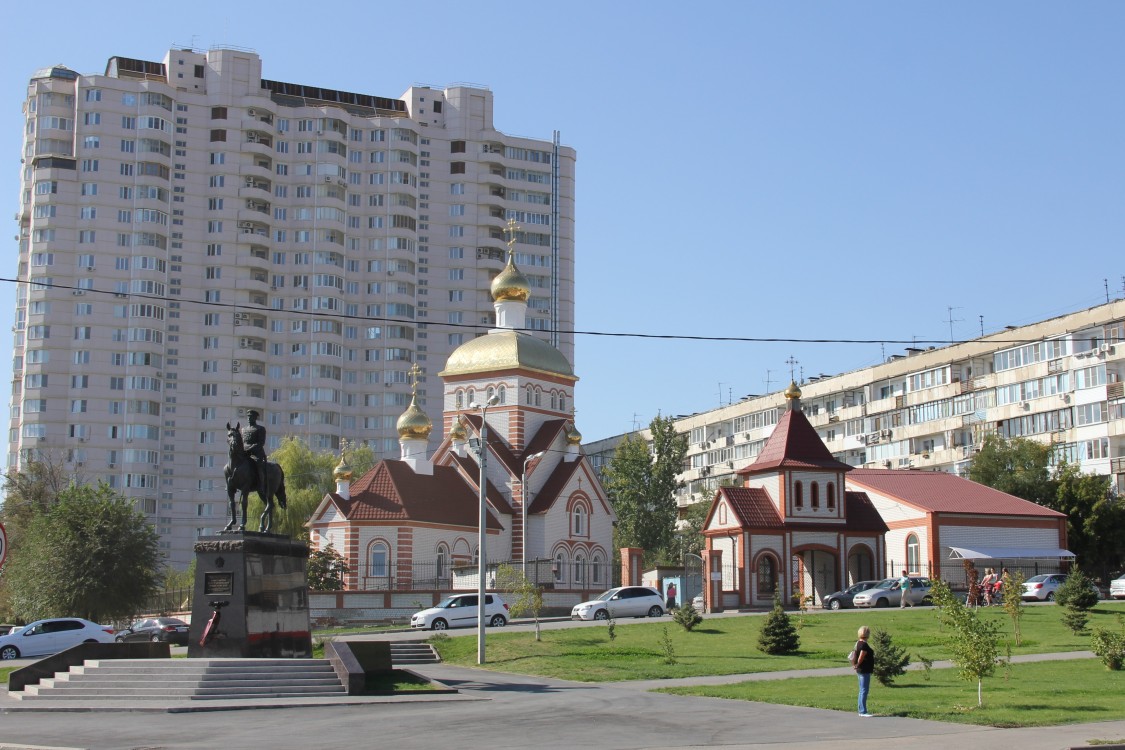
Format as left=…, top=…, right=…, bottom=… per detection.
left=307, top=245, right=615, bottom=593
left=702, top=382, right=889, bottom=609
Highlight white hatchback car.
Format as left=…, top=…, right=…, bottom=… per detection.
left=571, top=586, right=665, bottom=621
left=410, top=593, right=508, bottom=630
left=0, top=618, right=115, bottom=660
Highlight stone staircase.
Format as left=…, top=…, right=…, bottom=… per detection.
left=11, top=658, right=346, bottom=701
left=389, top=641, right=439, bottom=665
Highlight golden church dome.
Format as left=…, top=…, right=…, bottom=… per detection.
left=333, top=454, right=353, bottom=482
left=440, top=330, right=576, bottom=380
left=396, top=394, right=433, bottom=439
left=489, top=255, right=531, bottom=302
left=784, top=380, right=802, bottom=400
left=449, top=416, right=468, bottom=442
left=565, top=421, right=583, bottom=446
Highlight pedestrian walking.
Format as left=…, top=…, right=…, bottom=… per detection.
left=898, top=569, right=913, bottom=608
left=851, top=625, right=875, bottom=716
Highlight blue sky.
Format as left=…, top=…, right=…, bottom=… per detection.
left=2, top=2, right=1123, bottom=443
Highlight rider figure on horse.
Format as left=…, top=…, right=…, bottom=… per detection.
left=242, top=410, right=268, bottom=499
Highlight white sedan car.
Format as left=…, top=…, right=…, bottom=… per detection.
left=1110, top=574, right=1125, bottom=600
left=410, top=593, right=508, bottom=630
left=571, top=586, right=665, bottom=621
left=0, top=618, right=116, bottom=660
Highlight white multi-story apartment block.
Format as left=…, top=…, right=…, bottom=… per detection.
left=587, top=301, right=1125, bottom=511
left=11, top=47, right=575, bottom=565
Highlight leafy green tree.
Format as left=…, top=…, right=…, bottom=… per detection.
left=969, top=437, right=1125, bottom=574
left=1001, top=569, right=1027, bottom=645
left=602, top=415, right=688, bottom=562
left=871, top=628, right=911, bottom=686
left=4, top=483, right=162, bottom=623
left=0, top=458, right=72, bottom=546
left=247, top=437, right=376, bottom=540
left=968, top=434, right=1055, bottom=505
left=495, top=563, right=545, bottom=641
left=307, top=544, right=349, bottom=591
left=930, top=579, right=1006, bottom=707
left=1091, top=618, right=1125, bottom=671
left=757, top=593, right=799, bottom=655
left=1053, top=461, right=1125, bottom=574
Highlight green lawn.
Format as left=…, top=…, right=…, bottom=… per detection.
left=431, top=602, right=1125, bottom=682
left=659, top=659, right=1125, bottom=728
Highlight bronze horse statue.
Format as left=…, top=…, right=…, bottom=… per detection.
left=224, top=422, right=288, bottom=533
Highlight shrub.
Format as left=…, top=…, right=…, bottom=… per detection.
left=659, top=625, right=677, bottom=665
left=757, top=593, right=799, bottom=655
left=1056, top=568, right=1099, bottom=610
left=1091, top=625, right=1125, bottom=671
left=871, top=628, right=911, bottom=686
left=672, top=603, right=703, bottom=632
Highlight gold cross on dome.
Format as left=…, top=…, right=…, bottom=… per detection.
left=505, top=218, right=521, bottom=259
left=409, top=362, right=423, bottom=394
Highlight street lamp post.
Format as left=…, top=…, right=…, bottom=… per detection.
left=521, top=451, right=546, bottom=578
left=470, top=395, right=499, bottom=665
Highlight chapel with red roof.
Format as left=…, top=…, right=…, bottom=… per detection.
left=307, top=244, right=615, bottom=596
left=702, top=381, right=889, bottom=609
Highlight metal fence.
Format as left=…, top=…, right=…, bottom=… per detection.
left=356, top=558, right=619, bottom=593
left=141, top=586, right=193, bottom=616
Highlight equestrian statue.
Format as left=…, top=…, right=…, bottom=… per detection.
left=224, top=410, right=288, bottom=533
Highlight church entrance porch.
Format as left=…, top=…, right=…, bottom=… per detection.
left=792, top=549, right=837, bottom=607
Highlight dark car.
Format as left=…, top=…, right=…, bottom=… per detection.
left=821, top=580, right=883, bottom=610
left=115, top=617, right=189, bottom=645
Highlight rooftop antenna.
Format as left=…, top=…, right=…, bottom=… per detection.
left=717, top=382, right=726, bottom=407
left=979, top=315, right=984, bottom=337
left=764, top=369, right=775, bottom=393
left=946, top=306, right=963, bottom=344
left=631, top=413, right=642, bottom=432
left=1106, top=278, right=1111, bottom=304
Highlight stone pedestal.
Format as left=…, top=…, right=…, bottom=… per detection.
left=188, top=532, right=312, bottom=659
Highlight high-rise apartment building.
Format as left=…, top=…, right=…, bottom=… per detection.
left=11, top=47, right=575, bottom=565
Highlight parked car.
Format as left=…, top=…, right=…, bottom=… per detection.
left=1021, top=573, right=1067, bottom=601
left=571, top=586, right=665, bottom=621
left=410, top=593, right=508, bottom=630
left=0, top=618, right=115, bottom=660
left=853, top=577, right=933, bottom=608
left=1110, top=574, right=1125, bottom=600
left=821, top=580, right=884, bottom=610
left=115, top=617, right=189, bottom=645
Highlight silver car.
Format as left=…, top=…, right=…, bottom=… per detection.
left=571, top=586, right=665, bottom=620
left=1110, top=574, right=1125, bottom=600
left=853, top=577, right=933, bottom=608
left=0, top=618, right=115, bottom=660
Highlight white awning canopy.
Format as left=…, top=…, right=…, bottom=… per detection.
left=947, top=546, right=1076, bottom=561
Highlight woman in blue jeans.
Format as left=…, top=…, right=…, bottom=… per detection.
left=852, top=625, right=875, bottom=716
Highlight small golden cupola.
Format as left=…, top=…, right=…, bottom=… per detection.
left=396, top=395, right=433, bottom=440
left=449, top=415, right=468, bottom=443
left=564, top=420, right=583, bottom=461
left=784, top=380, right=802, bottom=411
left=333, top=441, right=354, bottom=500
left=396, top=364, right=434, bottom=474
left=490, top=251, right=531, bottom=303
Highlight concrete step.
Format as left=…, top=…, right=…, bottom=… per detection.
left=13, top=658, right=347, bottom=702
left=389, top=642, right=439, bottom=664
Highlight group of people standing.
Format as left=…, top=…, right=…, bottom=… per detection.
left=978, top=567, right=1008, bottom=606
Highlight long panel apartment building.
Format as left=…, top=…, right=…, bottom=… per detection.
left=12, top=47, right=575, bottom=565
left=587, top=301, right=1125, bottom=510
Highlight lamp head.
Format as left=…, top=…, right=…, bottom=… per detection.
left=487, top=395, right=499, bottom=406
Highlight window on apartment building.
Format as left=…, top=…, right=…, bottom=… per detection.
left=211, top=107, right=227, bottom=120
left=451, top=140, right=465, bottom=153
left=450, top=162, right=465, bottom=174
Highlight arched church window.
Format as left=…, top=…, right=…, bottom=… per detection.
left=466, top=388, right=475, bottom=406
left=559, top=393, right=566, bottom=412
left=906, top=534, right=920, bottom=574
left=525, top=385, right=533, bottom=404
left=811, top=482, right=820, bottom=509
left=827, top=483, right=836, bottom=510
left=794, top=481, right=804, bottom=509
left=369, top=541, right=389, bottom=579
left=572, top=504, right=587, bottom=536
left=573, top=554, right=586, bottom=585
left=498, top=385, right=506, bottom=404
left=551, top=391, right=558, bottom=409
left=455, top=390, right=463, bottom=409
left=554, top=551, right=566, bottom=584
left=534, top=387, right=541, bottom=406
left=436, top=543, right=449, bottom=580
left=592, top=552, right=604, bottom=584
left=486, top=386, right=495, bottom=402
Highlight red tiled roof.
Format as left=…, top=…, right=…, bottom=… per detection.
left=844, top=491, right=890, bottom=532
left=526, top=459, right=583, bottom=514
left=717, top=487, right=784, bottom=529
left=740, top=407, right=853, bottom=473
left=332, top=460, right=504, bottom=530
left=847, top=469, right=1066, bottom=517
left=447, top=452, right=513, bottom=514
